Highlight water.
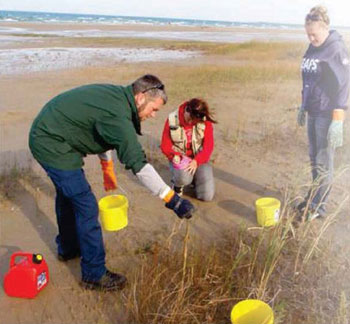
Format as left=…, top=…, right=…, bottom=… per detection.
left=0, top=10, right=303, bottom=30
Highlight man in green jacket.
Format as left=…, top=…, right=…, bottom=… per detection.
left=29, top=74, right=194, bottom=291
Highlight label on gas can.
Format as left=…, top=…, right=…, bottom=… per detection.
left=37, top=271, right=47, bottom=290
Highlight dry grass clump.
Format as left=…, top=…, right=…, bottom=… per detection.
left=0, top=162, right=32, bottom=199
left=123, top=189, right=348, bottom=324
left=207, top=41, right=305, bottom=60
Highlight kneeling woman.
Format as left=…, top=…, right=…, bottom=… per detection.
left=161, top=98, right=217, bottom=201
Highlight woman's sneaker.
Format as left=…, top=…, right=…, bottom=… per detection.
left=296, top=200, right=307, bottom=213
left=306, top=210, right=321, bottom=222
left=81, top=270, right=127, bottom=291
left=174, top=186, right=184, bottom=196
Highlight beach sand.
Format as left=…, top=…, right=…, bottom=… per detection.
left=1, top=22, right=350, bottom=323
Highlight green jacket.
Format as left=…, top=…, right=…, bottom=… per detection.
left=29, top=84, right=147, bottom=174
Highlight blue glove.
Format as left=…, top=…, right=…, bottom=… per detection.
left=297, top=106, right=306, bottom=127
left=165, top=193, right=194, bottom=219
left=327, top=120, right=343, bottom=149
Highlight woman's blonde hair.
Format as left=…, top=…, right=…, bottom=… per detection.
left=305, top=5, right=330, bottom=27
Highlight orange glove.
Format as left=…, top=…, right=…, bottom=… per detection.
left=100, top=159, right=117, bottom=191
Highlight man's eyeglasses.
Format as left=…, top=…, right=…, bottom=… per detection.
left=142, top=83, right=165, bottom=93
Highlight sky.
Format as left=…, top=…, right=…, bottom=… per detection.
left=1, top=0, right=350, bottom=27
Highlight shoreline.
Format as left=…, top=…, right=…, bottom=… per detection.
left=0, top=21, right=308, bottom=35
left=2, top=20, right=349, bottom=86
left=0, top=21, right=309, bottom=43
left=0, top=21, right=310, bottom=76
left=0, top=20, right=305, bottom=33
left=2, top=20, right=350, bottom=37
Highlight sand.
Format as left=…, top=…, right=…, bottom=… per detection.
left=0, top=47, right=199, bottom=75
left=0, top=21, right=350, bottom=324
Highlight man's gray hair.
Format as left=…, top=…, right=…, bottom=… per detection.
left=132, top=74, right=168, bottom=104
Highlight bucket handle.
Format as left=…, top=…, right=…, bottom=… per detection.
left=10, top=252, right=33, bottom=267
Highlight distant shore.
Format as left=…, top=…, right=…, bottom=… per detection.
left=0, top=21, right=310, bottom=44
left=2, top=20, right=350, bottom=79
left=2, top=20, right=350, bottom=78
left=0, top=20, right=305, bottom=32
left=0, top=21, right=311, bottom=76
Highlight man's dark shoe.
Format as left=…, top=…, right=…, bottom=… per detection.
left=81, top=270, right=127, bottom=291
left=293, top=201, right=308, bottom=223
left=58, top=251, right=80, bottom=262
left=306, top=210, right=322, bottom=222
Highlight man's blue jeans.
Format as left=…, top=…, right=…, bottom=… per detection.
left=41, top=164, right=106, bottom=281
left=307, top=115, right=334, bottom=216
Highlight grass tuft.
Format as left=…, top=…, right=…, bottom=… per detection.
left=123, top=189, right=348, bottom=323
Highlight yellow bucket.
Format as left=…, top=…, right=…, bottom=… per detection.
left=231, top=299, right=274, bottom=324
left=255, top=197, right=280, bottom=227
left=98, top=195, right=128, bottom=231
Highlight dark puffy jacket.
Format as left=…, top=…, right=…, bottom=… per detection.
left=301, top=30, right=350, bottom=116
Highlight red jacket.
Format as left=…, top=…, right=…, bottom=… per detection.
left=160, top=102, right=214, bottom=166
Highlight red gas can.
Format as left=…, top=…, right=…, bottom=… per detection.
left=4, top=252, right=49, bottom=298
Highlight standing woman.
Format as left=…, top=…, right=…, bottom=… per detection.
left=161, top=98, right=217, bottom=201
left=297, top=6, right=350, bottom=220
